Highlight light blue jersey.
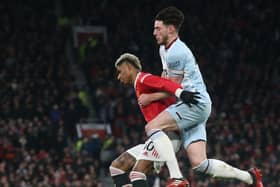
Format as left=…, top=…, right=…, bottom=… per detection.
left=160, top=38, right=211, bottom=104
left=159, top=38, right=212, bottom=148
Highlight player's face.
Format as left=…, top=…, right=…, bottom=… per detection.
left=153, top=20, right=169, bottom=45
left=116, top=63, right=132, bottom=85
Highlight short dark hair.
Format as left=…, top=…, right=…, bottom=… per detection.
left=155, top=6, right=184, bottom=31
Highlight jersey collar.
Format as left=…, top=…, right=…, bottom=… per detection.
left=165, top=37, right=178, bottom=50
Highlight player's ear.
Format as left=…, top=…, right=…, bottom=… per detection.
left=168, top=24, right=176, bottom=34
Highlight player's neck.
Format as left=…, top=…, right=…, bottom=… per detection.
left=131, top=71, right=140, bottom=85
left=165, top=35, right=178, bottom=49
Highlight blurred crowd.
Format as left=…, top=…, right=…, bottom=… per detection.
left=0, top=0, right=279, bottom=186
left=0, top=1, right=94, bottom=186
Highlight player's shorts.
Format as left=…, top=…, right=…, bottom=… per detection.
left=126, top=144, right=144, bottom=158
left=166, top=102, right=211, bottom=149
left=126, top=141, right=165, bottom=173
left=126, top=132, right=181, bottom=160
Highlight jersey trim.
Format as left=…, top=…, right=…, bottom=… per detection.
left=134, top=72, right=141, bottom=89
left=165, top=37, right=178, bottom=49
left=140, top=73, right=151, bottom=83
left=169, top=69, right=184, bottom=75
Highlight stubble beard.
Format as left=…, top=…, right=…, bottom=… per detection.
left=158, top=35, right=168, bottom=46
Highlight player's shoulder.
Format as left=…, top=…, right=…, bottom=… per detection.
left=140, top=72, right=152, bottom=76
left=138, top=72, right=152, bottom=83
left=170, top=39, right=194, bottom=59
left=173, top=38, right=189, bottom=52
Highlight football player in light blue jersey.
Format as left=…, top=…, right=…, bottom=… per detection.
left=159, top=38, right=211, bottom=104
left=137, top=6, right=263, bottom=187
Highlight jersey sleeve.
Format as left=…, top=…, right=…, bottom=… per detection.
left=140, top=73, right=182, bottom=94
left=166, top=52, right=185, bottom=77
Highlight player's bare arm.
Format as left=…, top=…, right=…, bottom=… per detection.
left=138, top=92, right=171, bottom=107
left=138, top=74, right=183, bottom=106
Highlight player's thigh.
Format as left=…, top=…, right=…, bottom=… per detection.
left=186, top=140, right=207, bottom=168
left=126, top=144, right=144, bottom=158
left=111, top=145, right=144, bottom=171
left=132, top=160, right=153, bottom=174
left=167, top=102, right=211, bottom=131
left=145, top=110, right=179, bottom=132
left=182, top=123, right=207, bottom=167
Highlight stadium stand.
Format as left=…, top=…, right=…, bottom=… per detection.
left=0, top=0, right=279, bottom=186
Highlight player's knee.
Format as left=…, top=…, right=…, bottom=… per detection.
left=132, top=164, right=144, bottom=173
left=111, top=152, right=136, bottom=171
left=109, top=164, right=124, bottom=177
left=187, top=141, right=207, bottom=167
left=190, top=157, right=206, bottom=168
left=192, top=159, right=210, bottom=175
left=110, top=159, right=120, bottom=168
left=132, top=160, right=153, bottom=174
left=145, top=123, right=162, bottom=135
left=145, top=123, right=153, bottom=133
left=129, top=171, right=147, bottom=182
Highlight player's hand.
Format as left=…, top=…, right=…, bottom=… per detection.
left=180, top=90, right=200, bottom=107
left=138, top=93, right=152, bottom=107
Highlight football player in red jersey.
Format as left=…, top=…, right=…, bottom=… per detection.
left=109, top=53, right=197, bottom=187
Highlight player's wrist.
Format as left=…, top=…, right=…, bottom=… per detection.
left=175, top=88, right=184, bottom=98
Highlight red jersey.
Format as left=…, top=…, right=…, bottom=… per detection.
left=134, top=72, right=182, bottom=122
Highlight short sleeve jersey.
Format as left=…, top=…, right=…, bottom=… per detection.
left=134, top=72, right=182, bottom=122
left=159, top=38, right=211, bottom=104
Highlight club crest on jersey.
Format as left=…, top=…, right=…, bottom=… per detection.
left=167, top=61, right=180, bottom=68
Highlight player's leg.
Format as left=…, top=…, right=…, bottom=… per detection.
left=148, top=101, right=211, bottom=181
left=183, top=125, right=253, bottom=183
left=187, top=140, right=255, bottom=185
left=145, top=110, right=184, bottom=180
left=132, top=135, right=188, bottom=187
left=110, top=145, right=143, bottom=187
left=145, top=108, right=190, bottom=187
left=110, top=152, right=135, bottom=187
left=129, top=138, right=165, bottom=187
left=179, top=102, right=263, bottom=187
left=129, top=160, right=153, bottom=187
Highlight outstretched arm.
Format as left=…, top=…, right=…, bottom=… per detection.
left=142, top=74, right=182, bottom=94
left=138, top=72, right=183, bottom=106
left=138, top=92, right=171, bottom=107
left=139, top=73, right=200, bottom=107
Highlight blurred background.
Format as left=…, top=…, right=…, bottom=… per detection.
left=0, top=0, right=279, bottom=186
